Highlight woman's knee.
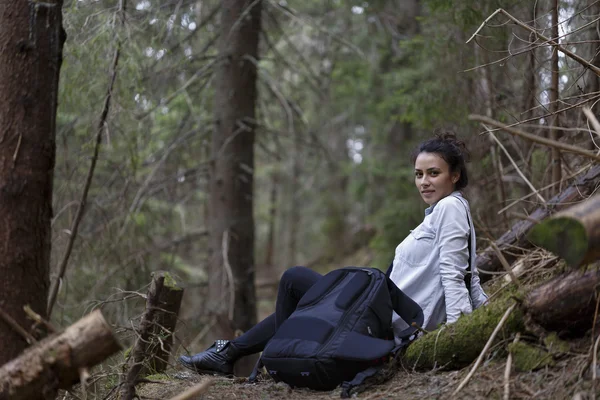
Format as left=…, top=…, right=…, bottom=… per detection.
left=280, top=266, right=309, bottom=286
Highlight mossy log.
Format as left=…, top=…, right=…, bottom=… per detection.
left=476, top=164, right=600, bottom=282
left=402, top=297, right=525, bottom=371
left=0, top=310, right=121, bottom=400
left=524, top=270, right=600, bottom=336
left=402, top=270, right=600, bottom=371
left=528, top=194, right=600, bottom=267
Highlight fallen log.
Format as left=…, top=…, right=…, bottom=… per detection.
left=528, top=194, right=600, bottom=267
left=0, top=309, right=121, bottom=400
left=402, top=269, right=600, bottom=370
left=477, top=164, right=600, bottom=282
left=402, top=296, right=525, bottom=371
left=524, top=270, right=600, bottom=336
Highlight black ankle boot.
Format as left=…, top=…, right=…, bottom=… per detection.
left=178, top=340, right=241, bottom=376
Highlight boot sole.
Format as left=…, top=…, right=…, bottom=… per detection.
left=178, top=358, right=233, bottom=378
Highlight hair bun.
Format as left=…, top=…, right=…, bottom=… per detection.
left=434, top=130, right=470, bottom=163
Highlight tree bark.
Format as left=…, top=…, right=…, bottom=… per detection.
left=528, top=194, right=600, bottom=267
left=142, top=272, right=184, bottom=375
left=548, top=0, right=562, bottom=188
left=525, top=270, right=600, bottom=336
left=477, top=164, right=600, bottom=282
left=0, top=310, right=120, bottom=400
left=208, top=0, right=262, bottom=374
left=120, top=272, right=180, bottom=399
left=0, top=0, right=65, bottom=366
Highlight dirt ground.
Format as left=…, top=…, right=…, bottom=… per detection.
left=135, top=336, right=597, bottom=400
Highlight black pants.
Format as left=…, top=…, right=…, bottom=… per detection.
left=230, top=266, right=322, bottom=356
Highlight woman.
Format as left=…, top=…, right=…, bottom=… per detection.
left=179, top=132, right=488, bottom=375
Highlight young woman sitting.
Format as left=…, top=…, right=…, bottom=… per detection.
left=179, top=132, right=488, bottom=376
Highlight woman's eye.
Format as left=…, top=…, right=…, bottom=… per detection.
left=430, top=171, right=439, bottom=176
left=415, top=172, right=423, bottom=178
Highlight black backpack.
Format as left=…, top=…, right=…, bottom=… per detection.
left=255, top=267, right=423, bottom=392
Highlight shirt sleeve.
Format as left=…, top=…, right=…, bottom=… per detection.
left=431, top=197, right=473, bottom=323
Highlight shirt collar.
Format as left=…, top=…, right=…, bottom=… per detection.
left=424, top=191, right=463, bottom=216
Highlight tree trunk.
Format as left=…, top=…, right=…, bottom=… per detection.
left=0, top=310, right=120, bottom=400
left=549, top=0, right=562, bottom=188
left=528, top=194, right=600, bottom=267
left=525, top=270, right=600, bottom=336
left=120, top=273, right=168, bottom=400
left=477, top=164, right=600, bottom=282
left=0, top=0, right=65, bottom=366
left=208, top=0, right=262, bottom=374
left=143, top=271, right=184, bottom=375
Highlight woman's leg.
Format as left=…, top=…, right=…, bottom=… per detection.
left=231, top=266, right=323, bottom=354
left=179, top=266, right=322, bottom=374
left=274, top=266, right=323, bottom=329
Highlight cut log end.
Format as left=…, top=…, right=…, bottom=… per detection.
left=529, top=217, right=588, bottom=267
left=528, top=194, right=600, bottom=267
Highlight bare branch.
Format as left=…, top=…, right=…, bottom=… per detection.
left=470, top=115, right=600, bottom=162
left=468, top=9, right=600, bottom=76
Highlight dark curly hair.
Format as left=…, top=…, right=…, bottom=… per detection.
left=411, top=131, right=470, bottom=191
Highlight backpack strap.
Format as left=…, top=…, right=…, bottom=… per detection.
left=452, top=195, right=473, bottom=295
left=386, top=277, right=424, bottom=338
left=248, top=357, right=264, bottom=384
left=340, top=365, right=385, bottom=399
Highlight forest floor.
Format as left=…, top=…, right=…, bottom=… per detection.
left=137, top=335, right=597, bottom=400
left=133, top=255, right=600, bottom=400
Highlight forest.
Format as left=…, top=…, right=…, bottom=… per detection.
left=0, top=0, right=599, bottom=399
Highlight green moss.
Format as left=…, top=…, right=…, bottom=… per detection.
left=402, top=296, right=525, bottom=370
left=154, top=271, right=182, bottom=290
left=528, top=217, right=587, bottom=267
left=543, top=332, right=570, bottom=355
left=509, top=342, right=554, bottom=372
left=145, top=373, right=170, bottom=381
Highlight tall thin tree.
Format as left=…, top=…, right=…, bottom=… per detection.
left=0, top=0, right=65, bottom=366
left=549, top=0, right=562, bottom=188
left=208, top=0, right=262, bottom=343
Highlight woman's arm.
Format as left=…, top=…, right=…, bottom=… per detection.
left=432, top=197, right=473, bottom=323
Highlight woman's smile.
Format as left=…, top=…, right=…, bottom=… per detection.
left=414, top=152, right=459, bottom=205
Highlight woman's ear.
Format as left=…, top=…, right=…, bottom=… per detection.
left=451, top=172, right=460, bottom=185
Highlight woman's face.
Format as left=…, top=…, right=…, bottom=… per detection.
left=414, top=152, right=460, bottom=205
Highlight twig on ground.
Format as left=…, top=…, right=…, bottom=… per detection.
left=453, top=303, right=517, bottom=397
left=504, top=333, right=520, bottom=400
left=167, top=379, right=214, bottom=400
left=0, top=306, right=36, bottom=344
left=411, top=322, right=429, bottom=335
left=489, top=241, right=521, bottom=288
left=24, top=304, right=57, bottom=333
left=470, top=115, right=600, bottom=162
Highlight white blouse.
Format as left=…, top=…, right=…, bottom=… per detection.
left=389, top=192, right=488, bottom=341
